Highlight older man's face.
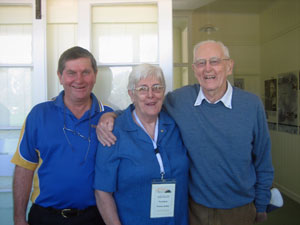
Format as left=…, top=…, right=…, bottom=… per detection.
left=192, top=42, right=233, bottom=100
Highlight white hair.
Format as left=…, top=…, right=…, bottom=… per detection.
left=127, top=64, right=166, bottom=91
left=193, top=40, right=230, bottom=62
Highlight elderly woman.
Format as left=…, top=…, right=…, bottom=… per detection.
left=94, top=64, right=189, bottom=225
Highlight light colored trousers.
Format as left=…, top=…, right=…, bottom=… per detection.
left=189, top=198, right=256, bottom=225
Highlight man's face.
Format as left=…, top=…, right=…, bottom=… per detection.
left=58, top=57, right=97, bottom=104
left=192, top=42, right=233, bottom=98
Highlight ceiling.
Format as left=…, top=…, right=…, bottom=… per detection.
left=173, top=0, right=276, bottom=13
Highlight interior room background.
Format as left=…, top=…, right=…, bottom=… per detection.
left=0, top=0, right=299, bottom=223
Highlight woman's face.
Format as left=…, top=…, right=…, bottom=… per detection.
left=129, top=75, right=165, bottom=121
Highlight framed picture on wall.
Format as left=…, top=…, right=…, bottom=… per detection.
left=265, top=79, right=277, bottom=112
left=278, top=72, right=298, bottom=134
left=234, top=78, right=245, bottom=90
left=265, top=79, right=277, bottom=130
left=298, top=71, right=300, bottom=134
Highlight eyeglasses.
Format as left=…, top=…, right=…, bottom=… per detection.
left=134, top=84, right=165, bottom=95
left=63, top=106, right=91, bottom=164
left=193, top=57, right=230, bottom=68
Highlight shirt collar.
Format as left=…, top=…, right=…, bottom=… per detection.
left=123, top=104, right=174, bottom=132
left=53, top=91, right=103, bottom=114
left=194, top=81, right=233, bottom=109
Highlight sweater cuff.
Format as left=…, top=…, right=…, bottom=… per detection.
left=255, top=204, right=267, bottom=213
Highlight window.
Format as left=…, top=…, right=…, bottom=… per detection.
left=47, top=0, right=173, bottom=110
left=92, top=4, right=159, bottom=109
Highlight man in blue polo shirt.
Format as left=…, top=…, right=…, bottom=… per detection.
left=11, top=46, right=113, bottom=225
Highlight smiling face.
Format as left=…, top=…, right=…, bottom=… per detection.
left=129, top=75, right=165, bottom=122
left=192, top=42, right=234, bottom=102
left=58, top=57, right=97, bottom=105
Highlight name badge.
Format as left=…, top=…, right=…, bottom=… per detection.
left=150, top=179, right=176, bottom=218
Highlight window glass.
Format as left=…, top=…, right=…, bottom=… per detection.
left=0, top=25, right=32, bottom=64
left=0, top=6, right=32, bottom=128
left=0, top=68, right=32, bottom=127
left=94, top=23, right=158, bottom=64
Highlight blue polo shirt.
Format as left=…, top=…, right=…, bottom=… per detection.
left=11, top=91, right=113, bottom=209
left=94, top=104, right=189, bottom=225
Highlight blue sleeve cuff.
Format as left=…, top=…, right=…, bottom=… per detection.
left=255, top=204, right=267, bottom=213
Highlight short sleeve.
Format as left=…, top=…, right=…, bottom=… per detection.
left=11, top=113, right=39, bottom=171
left=94, top=132, right=120, bottom=192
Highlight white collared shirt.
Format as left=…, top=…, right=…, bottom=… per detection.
left=194, top=81, right=233, bottom=109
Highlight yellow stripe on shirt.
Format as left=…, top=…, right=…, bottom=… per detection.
left=11, top=120, right=38, bottom=171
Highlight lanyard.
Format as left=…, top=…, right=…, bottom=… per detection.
left=133, top=110, right=165, bottom=180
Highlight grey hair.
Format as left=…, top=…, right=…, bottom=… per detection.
left=127, top=64, right=166, bottom=91
left=193, top=40, right=230, bottom=62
